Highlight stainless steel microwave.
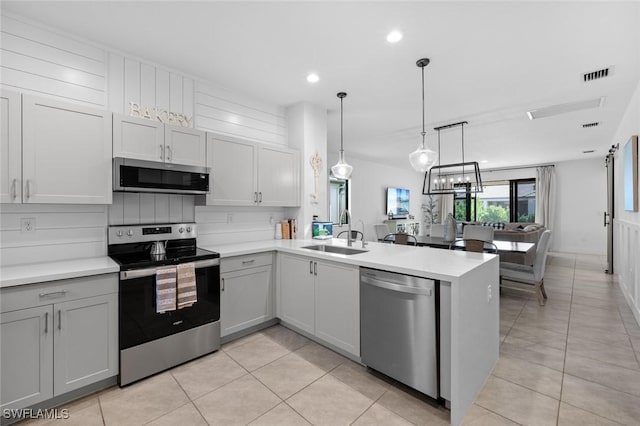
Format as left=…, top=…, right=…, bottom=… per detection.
left=113, top=157, right=210, bottom=195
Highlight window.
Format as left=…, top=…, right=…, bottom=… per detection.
left=453, top=178, right=535, bottom=223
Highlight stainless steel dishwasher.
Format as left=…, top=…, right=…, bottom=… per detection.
left=360, top=268, right=438, bottom=399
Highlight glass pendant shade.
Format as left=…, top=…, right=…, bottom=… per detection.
left=331, top=151, right=353, bottom=179
left=410, top=57, right=438, bottom=173
left=331, top=92, right=352, bottom=179
left=409, top=141, right=437, bottom=172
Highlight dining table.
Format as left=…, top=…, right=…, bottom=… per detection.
left=410, top=235, right=536, bottom=257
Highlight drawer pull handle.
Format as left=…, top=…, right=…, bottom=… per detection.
left=309, top=260, right=313, bottom=275
left=173, top=320, right=183, bottom=326
left=241, top=259, right=255, bottom=265
left=166, top=146, right=172, bottom=162
left=44, top=312, right=49, bottom=333
left=221, top=277, right=225, bottom=292
left=39, top=290, right=67, bottom=298
left=58, top=310, right=62, bottom=330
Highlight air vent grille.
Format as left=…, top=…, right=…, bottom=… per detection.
left=582, top=122, right=599, bottom=128
left=583, top=68, right=610, bottom=82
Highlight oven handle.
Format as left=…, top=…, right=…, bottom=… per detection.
left=120, top=258, right=220, bottom=280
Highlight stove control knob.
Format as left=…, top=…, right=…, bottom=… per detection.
left=186, top=226, right=192, bottom=233
left=126, top=229, right=134, bottom=237
left=116, top=230, right=123, bottom=238
left=179, top=227, right=185, bottom=234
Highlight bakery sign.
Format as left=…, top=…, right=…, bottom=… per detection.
left=128, top=102, right=193, bottom=128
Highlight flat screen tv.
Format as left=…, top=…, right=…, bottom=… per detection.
left=386, top=187, right=410, bottom=218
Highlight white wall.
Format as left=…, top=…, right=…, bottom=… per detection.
left=611, top=79, right=640, bottom=324
left=553, top=158, right=606, bottom=254
left=0, top=13, right=293, bottom=265
left=327, top=153, right=424, bottom=241
left=287, top=102, right=327, bottom=239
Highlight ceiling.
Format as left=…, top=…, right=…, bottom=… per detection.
left=3, top=1, right=640, bottom=170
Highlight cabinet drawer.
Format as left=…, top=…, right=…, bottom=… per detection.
left=1, top=273, right=118, bottom=313
left=221, top=252, right=273, bottom=273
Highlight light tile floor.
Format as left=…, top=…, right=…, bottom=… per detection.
left=19, top=252, right=640, bottom=425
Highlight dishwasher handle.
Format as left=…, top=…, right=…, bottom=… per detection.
left=361, top=275, right=433, bottom=296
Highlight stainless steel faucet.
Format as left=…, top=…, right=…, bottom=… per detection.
left=339, top=209, right=353, bottom=247
left=359, top=219, right=367, bottom=248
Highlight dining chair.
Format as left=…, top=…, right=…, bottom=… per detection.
left=448, top=239, right=498, bottom=253
left=336, top=230, right=364, bottom=241
left=449, top=225, right=497, bottom=253
left=382, top=233, right=418, bottom=246
left=499, top=230, right=551, bottom=305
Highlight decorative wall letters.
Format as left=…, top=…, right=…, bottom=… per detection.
left=129, top=102, right=193, bottom=128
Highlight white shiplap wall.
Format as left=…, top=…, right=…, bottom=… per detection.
left=107, top=53, right=194, bottom=117
left=195, top=81, right=287, bottom=146
left=615, top=219, right=640, bottom=324
left=0, top=204, right=108, bottom=266
left=0, top=14, right=107, bottom=107
left=195, top=206, right=291, bottom=247
left=0, top=13, right=292, bottom=266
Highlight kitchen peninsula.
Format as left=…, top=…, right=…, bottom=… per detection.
left=205, top=238, right=500, bottom=426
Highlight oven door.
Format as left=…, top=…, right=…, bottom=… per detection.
left=119, top=258, right=220, bottom=350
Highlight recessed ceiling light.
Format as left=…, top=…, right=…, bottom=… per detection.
left=386, top=31, right=403, bottom=43
left=306, top=73, right=319, bottom=83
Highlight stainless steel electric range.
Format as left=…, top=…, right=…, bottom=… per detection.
left=107, top=223, right=220, bottom=386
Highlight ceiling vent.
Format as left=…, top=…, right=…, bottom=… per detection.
left=582, top=122, right=599, bottom=128
left=527, top=97, right=605, bottom=120
left=583, top=67, right=612, bottom=82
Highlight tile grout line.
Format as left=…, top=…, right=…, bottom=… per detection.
left=556, top=255, right=576, bottom=425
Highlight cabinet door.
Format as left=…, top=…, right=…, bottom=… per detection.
left=22, top=96, right=112, bottom=204
left=0, top=90, right=22, bottom=203
left=221, top=265, right=273, bottom=337
left=0, top=306, right=53, bottom=411
left=165, top=126, right=206, bottom=167
left=53, top=293, right=118, bottom=395
left=278, top=254, right=315, bottom=334
left=315, top=261, right=360, bottom=356
left=113, top=114, right=164, bottom=162
left=257, top=146, right=300, bottom=207
left=206, top=135, right=257, bottom=206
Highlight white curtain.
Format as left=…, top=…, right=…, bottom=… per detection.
left=440, top=193, right=454, bottom=222
left=535, top=166, right=555, bottom=231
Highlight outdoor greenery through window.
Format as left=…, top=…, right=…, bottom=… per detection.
left=454, top=179, right=536, bottom=223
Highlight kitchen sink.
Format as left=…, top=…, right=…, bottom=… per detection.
left=301, top=245, right=368, bottom=255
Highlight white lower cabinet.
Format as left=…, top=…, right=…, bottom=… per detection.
left=279, top=254, right=316, bottom=334
left=278, top=253, right=360, bottom=357
left=220, top=253, right=274, bottom=337
left=0, top=274, right=118, bottom=412
left=315, top=261, right=360, bottom=356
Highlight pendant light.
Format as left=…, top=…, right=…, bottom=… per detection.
left=331, top=92, right=353, bottom=179
left=409, top=58, right=438, bottom=172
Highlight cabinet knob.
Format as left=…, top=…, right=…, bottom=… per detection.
left=179, top=227, right=185, bottom=233
left=116, top=230, right=123, bottom=237
left=127, top=229, right=134, bottom=237
left=186, top=226, right=192, bottom=233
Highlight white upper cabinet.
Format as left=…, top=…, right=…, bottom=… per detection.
left=0, top=90, right=22, bottom=204
left=113, top=115, right=164, bottom=162
left=206, top=135, right=257, bottom=206
left=257, top=145, right=299, bottom=207
left=21, top=95, right=112, bottom=204
left=113, top=114, right=206, bottom=167
left=206, top=133, right=300, bottom=207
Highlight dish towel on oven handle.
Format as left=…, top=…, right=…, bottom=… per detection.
left=177, top=262, right=197, bottom=309
left=156, top=266, right=177, bottom=313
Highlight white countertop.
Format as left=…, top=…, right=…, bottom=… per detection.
left=0, top=238, right=496, bottom=289
left=0, top=257, right=120, bottom=288
left=204, top=238, right=497, bottom=282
